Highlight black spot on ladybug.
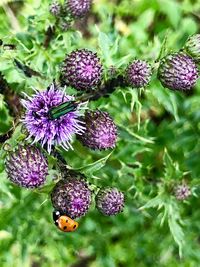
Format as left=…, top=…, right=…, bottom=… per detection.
left=66, top=219, right=68, bottom=223
left=73, top=225, right=76, bottom=229
left=63, top=226, right=67, bottom=230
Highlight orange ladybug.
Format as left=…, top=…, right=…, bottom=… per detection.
left=53, top=210, right=79, bottom=232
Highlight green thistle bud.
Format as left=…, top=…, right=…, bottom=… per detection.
left=185, top=34, right=200, bottom=62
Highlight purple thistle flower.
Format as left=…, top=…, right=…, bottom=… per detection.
left=126, top=59, right=152, bottom=88
left=66, top=0, right=92, bottom=18
left=61, top=49, right=103, bottom=91
left=158, top=52, right=198, bottom=91
left=95, top=187, right=124, bottom=216
left=51, top=173, right=92, bottom=219
left=78, top=110, right=117, bottom=150
left=174, top=184, right=191, bottom=201
left=185, top=34, right=200, bottom=62
left=5, top=145, right=48, bottom=189
left=21, top=83, right=85, bottom=153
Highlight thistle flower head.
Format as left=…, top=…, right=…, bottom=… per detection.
left=174, top=184, right=191, bottom=200
left=66, top=0, right=92, bottom=18
left=61, top=49, right=103, bottom=91
left=185, top=34, right=200, bottom=62
left=126, top=59, right=152, bottom=88
left=49, top=1, right=61, bottom=16
left=78, top=110, right=117, bottom=150
left=21, top=83, right=85, bottom=153
left=51, top=173, right=92, bottom=219
left=5, top=145, right=48, bottom=189
left=95, top=187, right=124, bottom=216
left=158, top=52, right=198, bottom=91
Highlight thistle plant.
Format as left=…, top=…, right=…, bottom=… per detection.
left=49, top=1, right=61, bottom=16
left=1, top=1, right=200, bottom=265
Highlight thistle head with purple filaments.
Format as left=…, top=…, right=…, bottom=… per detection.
left=21, top=83, right=85, bottom=153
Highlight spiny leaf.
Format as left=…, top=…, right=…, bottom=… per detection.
left=139, top=194, right=165, bottom=210
left=166, top=202, right=185, bottom=257
left=75, top=151, right=113, bottom=176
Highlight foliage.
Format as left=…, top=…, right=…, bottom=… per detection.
left=0, top=0, right=200, bottom=266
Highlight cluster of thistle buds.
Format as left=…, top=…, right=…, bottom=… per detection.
left=5, top=147, right=125, bottom=220
left=49, top=0, right=92, bottom=31
left=59, top=38, right=199, bottom=95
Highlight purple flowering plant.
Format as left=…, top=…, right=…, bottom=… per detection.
left=1, top=0, right=200, bottom=266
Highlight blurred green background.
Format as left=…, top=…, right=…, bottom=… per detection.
left=1, top=0, right=200, bottom=266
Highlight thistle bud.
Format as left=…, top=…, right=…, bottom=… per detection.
left=95, top=187, right=124, bottom=216
left=5, top=146, right=48, bottom=189
left=49, top=1, right=61, bottom=16
left=174, top=184, right=191, bottom=201
left=65, top=0, right=92, bottom=18
left=185, top=34, right=200, bottom=62
left=126, top=60, right=152, bottom=88
left=158, top=52, right=198, bottom=91
left=61, top=49, right=103, bottom=91
left=51, top=173, right=92, bottom=219
left=78, top=110, right=117, bottom=150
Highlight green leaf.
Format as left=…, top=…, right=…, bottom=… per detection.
left=166, top=202, right=185, bottom=257
left=97, top=30, right=114, bottom=66
left=163, top=149, right=182, bottom=180
left=75, top=151, right=113, bottom=176
left=139, top=194, right=164, bottom=210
